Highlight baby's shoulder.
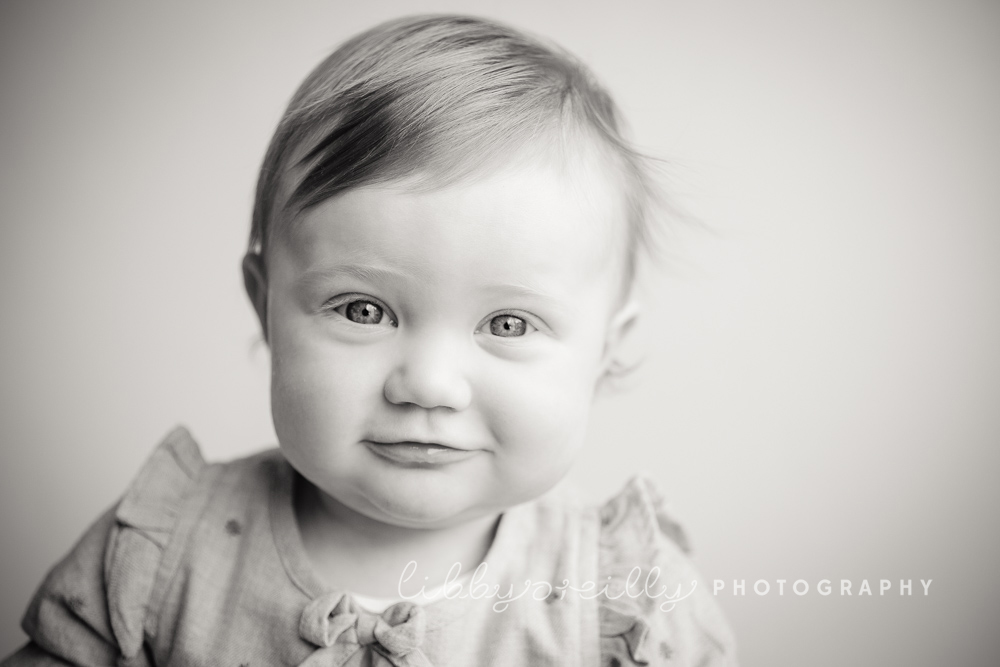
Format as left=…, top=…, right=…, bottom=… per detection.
left=591, top=477, right=739, bottom=667
left=14, top=427, right=282, bottom=666
left=108, top=426, right=281, bottom=577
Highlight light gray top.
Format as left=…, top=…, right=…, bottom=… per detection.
left=4, top=427, right=736, bottom=667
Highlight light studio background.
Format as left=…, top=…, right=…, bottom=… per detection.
left=1, top=1, right=998, bottom=665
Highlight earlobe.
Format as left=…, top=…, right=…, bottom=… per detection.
left=242, top=253, right=269, bottom=344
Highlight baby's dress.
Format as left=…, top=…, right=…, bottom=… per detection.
left=4, top=428, right=737, bottom=666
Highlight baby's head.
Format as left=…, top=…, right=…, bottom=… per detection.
left=243, top=15, right=656, bottom=529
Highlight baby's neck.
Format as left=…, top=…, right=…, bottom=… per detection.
left=294, top=477, right=499, bottom=598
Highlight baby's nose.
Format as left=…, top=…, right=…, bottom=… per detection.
left=383, top=334, right=472, bottom=411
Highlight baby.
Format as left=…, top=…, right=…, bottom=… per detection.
left=4, top=15, right=736, bottom=667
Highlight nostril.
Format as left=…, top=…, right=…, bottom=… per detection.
left=383, top=365, right=472, bottom=412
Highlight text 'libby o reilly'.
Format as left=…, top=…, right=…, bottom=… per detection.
left=713, top=579, right=933, bottom=596
left=398, top=561, right=697, bottom=612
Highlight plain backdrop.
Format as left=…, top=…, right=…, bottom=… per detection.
left=1, top=1, right=998, bottom=665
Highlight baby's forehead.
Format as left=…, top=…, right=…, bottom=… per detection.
left=280, top=142, right=631, bottom=269
left=275, top=152, right=631, bottom=297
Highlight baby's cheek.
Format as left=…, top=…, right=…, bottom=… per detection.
left=485, top=362, right=594, bottom=470
left=271, top=336, right=369, bottom=450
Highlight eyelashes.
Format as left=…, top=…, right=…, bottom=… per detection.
left=322, top=295, right=540, bottom=338
left=325, top=295, right=398, bottom=328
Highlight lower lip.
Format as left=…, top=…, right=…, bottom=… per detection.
left=363, top=441, right=480, bottom=466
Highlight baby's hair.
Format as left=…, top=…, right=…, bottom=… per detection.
left=249, top=14, right=660, bottom=289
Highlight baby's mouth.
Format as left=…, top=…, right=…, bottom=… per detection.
left=362, top=440, right=479, bottom=467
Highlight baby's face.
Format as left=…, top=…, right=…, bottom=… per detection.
left=257, top=159, right=634, bottom=528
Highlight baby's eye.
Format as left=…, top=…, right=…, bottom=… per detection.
left=330, top=297, right=397, bottom=327
left=345, top=300, right=384, bottom=324
left=484, top=314, right=533, bottom=337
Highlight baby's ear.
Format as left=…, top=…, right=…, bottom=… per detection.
left=242, top=253, right=269, bottom=344
left=599, top=299, right=641, bottom=385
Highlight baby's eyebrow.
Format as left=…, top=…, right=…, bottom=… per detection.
left=298, top=263, right=410, bottom=288
left=298, top=264, right=573, bottom=314
left=481, top=282, right=572, bottom=314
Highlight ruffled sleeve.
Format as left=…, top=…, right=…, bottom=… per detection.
left=12, top=427, right=204, bottom=667
left=597, top=477, right=737, bottom=667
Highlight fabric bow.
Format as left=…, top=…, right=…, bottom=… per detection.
left=600, top=605, right=652, bottom=664
left=299, top=591, right=431, bottom=667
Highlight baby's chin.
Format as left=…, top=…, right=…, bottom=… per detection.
left=347, top=473, right=511, bottom=529
left=294, top=448, right=576, bottom=530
